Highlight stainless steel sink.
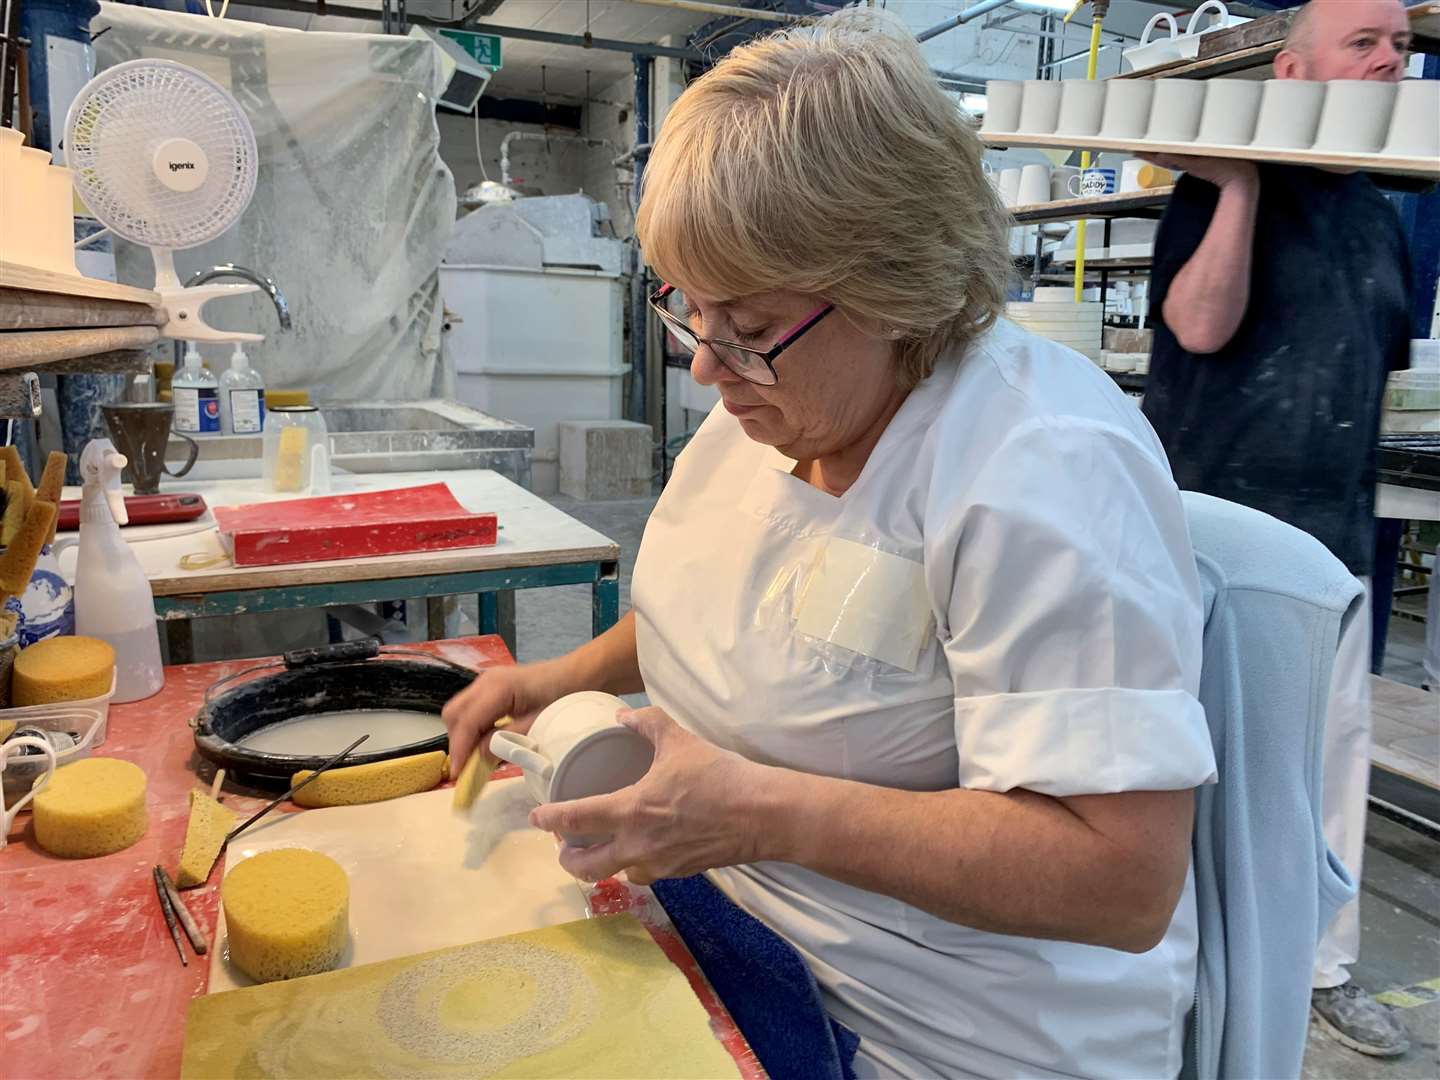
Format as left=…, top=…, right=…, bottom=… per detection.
left=169, top=399, right=535, bottom=487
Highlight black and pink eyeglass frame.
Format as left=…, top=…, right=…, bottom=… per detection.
left=648, top=283, right=835, bottom=387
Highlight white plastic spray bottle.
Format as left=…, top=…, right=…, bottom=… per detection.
left=75, top=439, right=164, bottom=703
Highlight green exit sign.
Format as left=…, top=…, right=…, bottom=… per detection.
left=437, top=29, right=502, bottom=70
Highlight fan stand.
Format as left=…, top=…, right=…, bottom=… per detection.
left=151, top=247, right=265, bottom=344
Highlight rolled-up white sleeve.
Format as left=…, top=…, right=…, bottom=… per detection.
left=929, top=415, right=1217, bottom=797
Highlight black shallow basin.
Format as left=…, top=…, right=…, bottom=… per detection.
left=194, top=658, right=475, bottom=788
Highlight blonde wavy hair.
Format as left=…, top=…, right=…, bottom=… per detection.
left=636, top=7, right=1010, bottom=389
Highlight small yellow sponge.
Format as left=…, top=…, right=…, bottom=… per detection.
left=272, top=426, right=308, bottom=492
left=33, top=758, right=148, bottom=858
left=13, top=636, right=115, bottom=706
left=175, top=790, right=237, bottom=888
left=290, top=750, right=446, bottom=808
left=222, top=849, right=349, bottom=982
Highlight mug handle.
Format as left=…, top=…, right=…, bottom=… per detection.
left=489, top=731, right=554, bottom=784
left=1068, top=174, right=1083, bottom=197
left=1186, top=0, right=1228, bottom=37
left=1138, top=11, right=1178, bottom=46
left=165, top=428, right=200, bottom=479
left=1, top=736, right=59, bottom=824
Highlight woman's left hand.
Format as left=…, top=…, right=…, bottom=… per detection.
left=529, top=707, right=776, bottom=886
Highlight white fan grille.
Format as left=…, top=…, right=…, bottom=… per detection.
left=65, top=59, right=258, bottom=250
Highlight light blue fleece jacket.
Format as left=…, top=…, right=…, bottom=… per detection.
left=1181, top=492, right=1361, bottom=1080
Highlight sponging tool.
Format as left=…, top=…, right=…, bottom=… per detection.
left=451, top=716, right=512, bottom=813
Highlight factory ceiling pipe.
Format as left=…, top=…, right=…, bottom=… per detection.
left=916, top=0, right=1022, bottom=43
left=231, top=0, right=707, bottom=60
left=620, top=0, right=802, bottom=24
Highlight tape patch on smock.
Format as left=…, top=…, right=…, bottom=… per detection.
left=794, top=538, right=933, bottom=672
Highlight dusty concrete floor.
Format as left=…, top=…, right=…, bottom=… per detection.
left=518, top=491, right=1439, bottom=1079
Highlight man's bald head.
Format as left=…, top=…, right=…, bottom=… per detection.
left=1276, top=0, right=1410, bottom=82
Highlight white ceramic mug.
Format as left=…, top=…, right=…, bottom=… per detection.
left=490, top=691, right=655, bottom=847
left=1018, top=80, right=1064, bottom=134
left=1383, top=78, right=1440, bottom=158
left=1017, top=163, right=1052, bottom=206
left=1252, top=80, right=1326, bottom=148
left=1050, top=165, right=1080, bottom=200
left=997, top=167, right=1023, bottom=208
left=982, top=80, right=1024, bottom=133
left=1313, top=79, right=1399, bottom=153
left=1147, top=80, right=1207, bottom=142
left=1067, top=168, right=1116, bottom=197
left=1100, top=81, right=1156, bottom=139
left=1196, top=79, right=1264, bottom=145
left=1056, top=81, right=1106, bottom=137
left=1, top=737, right=59, bottom=850
left=1119, top=158, right=1145, bottom=193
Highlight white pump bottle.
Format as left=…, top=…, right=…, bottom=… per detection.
left=75, top=439, right=164, bottom=703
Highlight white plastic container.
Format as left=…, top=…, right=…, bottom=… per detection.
left=173, top=344, right=221, bottom=435
left=0, top=673, right=116, bottom=806
left=219, top=342, right=266, bottom=435
left=73, top=440, right=164, bottom=703
left=443, top=264, right=627, bottom=493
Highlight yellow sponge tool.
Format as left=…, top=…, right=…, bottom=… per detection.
left=12, top=636, right=115, bottom=706
left=33, top=757, right=148, bottom=858
left=222, top=848, right=349, bottom=982
left=290, top=750, right=446, bottom=808
left=0, top=499, right=57, bottom=596
left=272, top=426, right=308, bottom=492
left=175, top=790, right=237, bottom=888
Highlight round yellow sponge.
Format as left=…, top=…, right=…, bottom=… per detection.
left=13, top=635, right=116, bottom=706
left=32, top=757, right=148, bottom=858
left=223, top=848, right=349, bottom=983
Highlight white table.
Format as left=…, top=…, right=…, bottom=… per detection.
left=66, top=469, right=621, bottom=662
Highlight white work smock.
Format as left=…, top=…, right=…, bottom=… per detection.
left=632, top=319, right=1218, bottom=1079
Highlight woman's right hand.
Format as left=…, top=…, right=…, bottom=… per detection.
left=442, top=659, right=572, bottom=779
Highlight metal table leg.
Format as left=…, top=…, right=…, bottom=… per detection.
left=592, top=561, right=620, bottom=638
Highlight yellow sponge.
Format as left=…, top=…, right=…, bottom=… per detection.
left=290, top=750, right=446, bottom=808
left=12, top=636, right=115, bottom=706
left=272, top=426, right=308, bottom=492
left=33, top=757, right=148, bottom=858
left=36, top=451, right=66, bottom=546
left=222, top=848, right=349, bottom=982
left=175, top=790, right=237, bottom=888
left=0, top=500, right=57, bottom=596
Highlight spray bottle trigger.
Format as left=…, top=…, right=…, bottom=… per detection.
left=104, top=452, right=129, bottom=525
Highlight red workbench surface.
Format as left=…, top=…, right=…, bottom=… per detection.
left=0, top=636, right=760, bottom=1080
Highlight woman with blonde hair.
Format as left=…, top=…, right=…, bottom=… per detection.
left=446, top=9, right=1215, bottom=1076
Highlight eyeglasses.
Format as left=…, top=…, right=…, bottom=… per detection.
left=648, top=283, right=835, bottom=387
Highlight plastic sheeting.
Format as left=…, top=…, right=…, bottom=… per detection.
left=91, top=3, right=457, bottom=400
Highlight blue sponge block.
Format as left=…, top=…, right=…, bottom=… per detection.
left=652, top=874, right=859, bottom=1080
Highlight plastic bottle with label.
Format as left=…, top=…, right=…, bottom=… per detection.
left=218, top=342, right=266, bottom=435
left=172, top=343, right=221, bottom=435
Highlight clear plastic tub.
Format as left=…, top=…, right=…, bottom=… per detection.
left=0, top=672, right=117, bottom=805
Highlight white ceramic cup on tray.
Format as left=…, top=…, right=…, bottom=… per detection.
left=1312, top=79, right=1398, bottom=154
left=1056, top=81, right=1106, bottom=136
left=1196, top=79, right=1263, bottom=145
left=1252, top=79, right=1326, bottom=149
left=490, top=691, right=655, bottom=847
left=0, top=736, right=58, bottom=850
left=1147, top=80, right=1207, bottom=143
left=1383, top=79, right=1440, bottom=158
left=997, top=167, right=1023, bottom=207
left=1101, top=81, right=1156, bottom=139
left=1018, top=80, right=1064, bottom=134
left=982, top=80, right=1024, bottom=133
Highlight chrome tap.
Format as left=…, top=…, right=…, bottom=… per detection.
left=184, top=264, right=293, bottom=331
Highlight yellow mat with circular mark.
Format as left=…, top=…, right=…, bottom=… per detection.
left=181, top=913, right=742, bottom=1079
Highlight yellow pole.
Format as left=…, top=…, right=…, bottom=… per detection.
left=1072, top=11, right=1103, bottom=302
